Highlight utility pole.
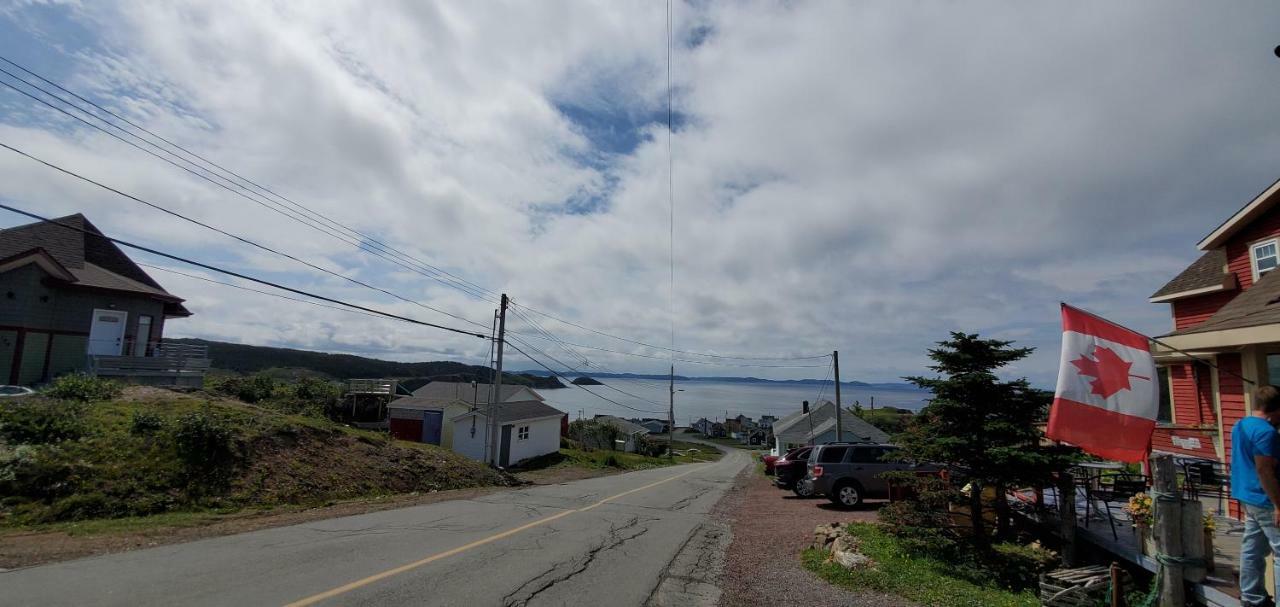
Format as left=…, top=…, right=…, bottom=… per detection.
left=833, top=350, right=842, bottom=440
left=488, top=294, right=508, bottom=466
left=667, top=364, right=675, bottom=459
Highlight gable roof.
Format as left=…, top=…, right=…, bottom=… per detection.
left=387, top=396, right=474, bottom=411
left=411, top=381, right=542, bottom=404
left=1149, top=249, right=1236, bottom=302
left=774, top=401, right=839, bottom=441
left=594, top=415, right=649, bottom=436
left=808, top=415, right=890, bottom=443
left=0, top=214, right=190, bottom=316
left=1198, top=176, right=1280, bottom=251
left=1167, top=268, right=1280, bottom=337
left=452, top=399, right=565, bottom=424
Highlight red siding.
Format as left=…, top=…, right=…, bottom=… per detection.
left=1219, top=353, right=1247, bottom=463
left=1225, top=204, right=1280, bottom=290
left=1171, top=291, right=1236, bottom=330
left=1151, top=427, right=1218, bottom=461
left=1167, top=362, right=1216, bottom=426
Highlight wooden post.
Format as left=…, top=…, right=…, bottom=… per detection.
left=1179, top=499, right=1206, bottom=583
left=1110, top=562, right=1123, bottom=607
left=1057, top=473, right=1077, bottom=566
left=1152, top=454, right=1184, bottom=607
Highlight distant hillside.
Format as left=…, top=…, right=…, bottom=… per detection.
left=169, top=339, right=565, bottom=389
left=516, top=369, right=920, bottom=390
left=571, top=377, right=604, bottom=385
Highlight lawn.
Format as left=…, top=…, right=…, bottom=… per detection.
left=802, top=523, right=1038, bottom=607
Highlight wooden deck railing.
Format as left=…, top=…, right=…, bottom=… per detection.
left=88, top=341, right=211, bottom=380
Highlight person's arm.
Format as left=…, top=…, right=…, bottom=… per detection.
left=1256, top=455, right=1280, bottom=525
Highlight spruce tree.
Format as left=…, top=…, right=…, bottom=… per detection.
left=898, top=332, right=1074, bottom=545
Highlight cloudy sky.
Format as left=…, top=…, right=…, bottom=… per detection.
left=2, top=1, right=1280, bottom=389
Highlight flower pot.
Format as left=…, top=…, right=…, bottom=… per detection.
left=1136, top=526, right=1156, bottom=557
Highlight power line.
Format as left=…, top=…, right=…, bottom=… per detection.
left=138, top=263, right=390, bottom=322
left=0, top=204, right=489, bottom=340
left=0, top=54, right=499, bottom=303
left=0, top=54, right=834, bottom=365
left=0, top=141, right=493, bottom=332
left=505, top=333, right=668, bottom=409
left=502, top=339, right=665, bottom=415
left=497, top=329, right=831, bottom=368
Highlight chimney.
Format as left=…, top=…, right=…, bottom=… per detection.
left=802, top=400, right=809, bottom=414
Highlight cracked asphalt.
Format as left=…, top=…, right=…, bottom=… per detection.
left=0, top=449, right=750, bottom=607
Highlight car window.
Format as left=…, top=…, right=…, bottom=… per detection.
left=850, top=447, right=895, bottom=463
left=817, top=446, right=849, bottom=463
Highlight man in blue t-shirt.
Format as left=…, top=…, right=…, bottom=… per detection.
left=1234, top=384, right=1280, bottom=606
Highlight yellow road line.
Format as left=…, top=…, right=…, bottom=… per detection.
left=283, top=464, right=708, bottom=607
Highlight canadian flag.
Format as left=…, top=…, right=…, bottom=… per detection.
left=1046, top=304, right=1159, bottom=462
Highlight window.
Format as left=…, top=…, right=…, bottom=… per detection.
left=1253, top=239, right=1279, bottom=280
left=517, top=425, right=530, bottom=441
left=134, top=315, right=153, bottom=357
left=817, top=446, right=850, bottom=463
left=849, top=447, right=888, bottom=463
left=1156, top=367, right=1172, bottom=424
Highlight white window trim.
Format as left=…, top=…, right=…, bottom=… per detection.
left=1250, top=237, right=1280, bottom=284
left=517, top=425, right=530, bottom=441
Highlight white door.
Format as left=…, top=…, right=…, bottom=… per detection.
left=87, top=309, right=128, bottom=356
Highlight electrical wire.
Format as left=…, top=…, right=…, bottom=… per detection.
left=0, top=141, right=493, bottom=332
left=0, top=204, right=489, bottom=339
left=502, top=339, right=665, bottom=415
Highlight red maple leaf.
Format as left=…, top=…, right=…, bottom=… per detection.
left=1071, top=346, right=1137, bottom=398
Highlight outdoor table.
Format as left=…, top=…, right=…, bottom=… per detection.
left=1070, top=461, right=1124, bottom=524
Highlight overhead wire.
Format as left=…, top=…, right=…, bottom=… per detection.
left=502, top=339, right=665, bottom=415
left=0, top=53, right=835, bottom=365
left=0, top=204, right=489, bottom=339
left=0, top=141, right=493, bottom=332
left=0, top=55, right=498, bottom=303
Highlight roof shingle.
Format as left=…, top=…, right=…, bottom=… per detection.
left=1168, top=269, right=1280, bottom=336
left=1150, top=249, right=1230, bottom=299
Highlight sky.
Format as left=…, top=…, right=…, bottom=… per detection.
left=2, top=1, right=1280, bottom=389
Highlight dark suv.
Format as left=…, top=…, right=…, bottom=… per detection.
left=806, top=443, right=933, bottom=507
left=772, top=446, right=813, bottom=491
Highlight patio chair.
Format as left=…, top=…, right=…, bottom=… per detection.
left=1094, top=474, right=1149, bottom=540
left=1182, top=460, right=1229, bottom=517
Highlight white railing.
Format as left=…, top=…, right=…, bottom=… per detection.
left=347, top=379, right=398, bottom=395
left=88, top=340, right=211, bottom=381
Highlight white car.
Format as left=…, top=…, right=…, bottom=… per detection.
left=0, top=385, right=35, bottom=397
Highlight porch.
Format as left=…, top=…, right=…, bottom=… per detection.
left=88, top=341, right=211, bottom=388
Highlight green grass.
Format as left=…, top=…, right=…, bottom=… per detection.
left=802, top=523, right=1038, bottom=607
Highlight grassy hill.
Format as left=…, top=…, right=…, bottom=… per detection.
left=168, top=338, right=564, bottom=389
left=0, top=385, right=515, bottom=528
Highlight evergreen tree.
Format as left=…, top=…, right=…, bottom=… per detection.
left=897, top=332, right=1075, bottom=545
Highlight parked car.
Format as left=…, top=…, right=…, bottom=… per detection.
left=805, top=442, right=937, bottom=507
left=773, top=446, right=814, bottom=493
left=762, top=453, right=780, bottom=475
left=0, top=385, right=35, bottom=398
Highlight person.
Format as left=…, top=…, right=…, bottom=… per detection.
left=1235, top=384, right=1280, bottom=606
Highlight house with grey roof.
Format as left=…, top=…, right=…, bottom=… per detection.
left=451, top=399, right=566, bottom=466
left=771, top=400, right=889, bottom=454
left=0, top=214, right=205, bottom=386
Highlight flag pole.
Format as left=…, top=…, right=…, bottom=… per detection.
left=1062, top=302, right=1255, bottom=386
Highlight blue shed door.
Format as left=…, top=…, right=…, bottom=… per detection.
left=421, top=410, right=443, bottom=445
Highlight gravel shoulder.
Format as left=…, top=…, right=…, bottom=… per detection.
left=715, top=457, right=916, bottom=607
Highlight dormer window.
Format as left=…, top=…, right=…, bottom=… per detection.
left=1253, top=239, right=1279, bottom=281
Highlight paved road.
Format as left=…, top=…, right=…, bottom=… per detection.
left=1, top=448, right=751, bottom=607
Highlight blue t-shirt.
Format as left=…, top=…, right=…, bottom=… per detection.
left=1232, top=416, right=1279, bottom=508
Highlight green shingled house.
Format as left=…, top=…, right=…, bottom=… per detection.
left=0, top=214, right=198, bottom=386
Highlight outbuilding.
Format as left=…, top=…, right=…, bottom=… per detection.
left=387, top=396, right=472, bottom=448
left=451, top=400, right=566, bottom=467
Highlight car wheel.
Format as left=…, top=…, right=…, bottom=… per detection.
left=831, top=482, right=862, bottom=508
left=792, top=479, right=815, bottom=498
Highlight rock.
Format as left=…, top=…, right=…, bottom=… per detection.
left=833, top=549, right=874, bottom=570
left=812, top=523, right=843, bottom=550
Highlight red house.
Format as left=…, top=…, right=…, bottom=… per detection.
left=1149, top=177, right=1280, bottom=517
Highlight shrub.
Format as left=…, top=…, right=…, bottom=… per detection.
left=568, top=419, right=624, bottom=451
left=0, top=444, right=81, bottom=499
left=0, top=399, right=86, bottom=444
left=989, top=542, right=1058, bottom=591
left=634, top=433, right=667, bottom=457
left=172, top=410, right=237, bottom=473
left=261, top=377, right=340, bottom=417
left=43, top=373, right=122, bottom=402
left=209, top=374, right=276, bottom=404
left=130, top=411, right=166, bottom=435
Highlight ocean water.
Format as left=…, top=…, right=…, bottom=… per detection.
left=539, top=378, right=931, bottom=424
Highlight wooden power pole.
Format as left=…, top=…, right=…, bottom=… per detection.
left=833, top=350, right=842, bottom=440
left=488, top=294, right=508, bottom=467
left=667, top=364, right=675, bottom=459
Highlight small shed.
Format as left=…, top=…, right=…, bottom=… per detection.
left=451, top=400, right=566, bottom=467
left=387, top=396, right=472, bottom=448
left=594, top=415, right=651, bottom=452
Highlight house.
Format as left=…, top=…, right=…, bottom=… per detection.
left=389, top=381, right=546, bottom=449
left=770, top=400, right=888, bottom=454
left=0, top=214, right=206, bottom=386
left=758, top=415, right=778, bottom=431
left=1146, top=177, right=1280, bottom=517
left=594, top=415, right=651, bottom=452
left=692, top=417, right=714, bottom=434
left=451, top=400, right=566, bottom=467
left=640, top=419, right=668, bottom=434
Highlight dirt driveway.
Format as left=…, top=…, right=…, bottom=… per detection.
left=716, top=462, right=915, bottom=606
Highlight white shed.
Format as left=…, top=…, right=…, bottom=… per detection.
left=451, top=400, right=565, bottom=467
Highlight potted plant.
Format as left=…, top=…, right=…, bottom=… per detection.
left=1203, top=513, right=1216, bottom=573
left=1125, top=492, right=1155, bottom=555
